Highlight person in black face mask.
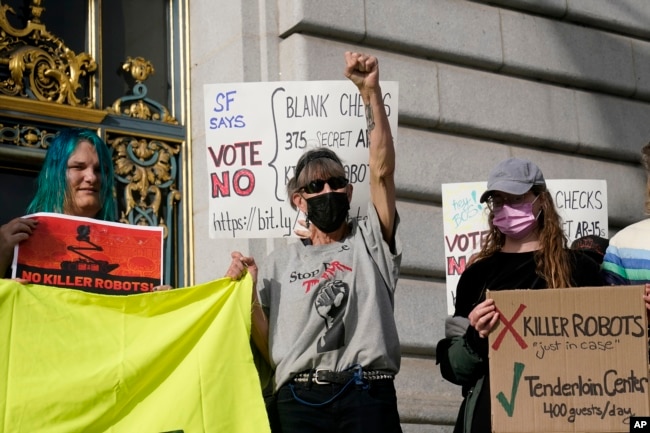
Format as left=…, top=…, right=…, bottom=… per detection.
left=225, top=51, right=403, bottom=433
left=293, top=149, right=351, bottom=235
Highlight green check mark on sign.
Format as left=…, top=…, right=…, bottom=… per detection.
left=496, top=362, right=525, bottom=417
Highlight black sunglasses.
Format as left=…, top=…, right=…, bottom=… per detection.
left=301, top=176, right=349, bottom=194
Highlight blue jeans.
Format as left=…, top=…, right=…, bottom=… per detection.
left=276, top=379, right=402, bottom=433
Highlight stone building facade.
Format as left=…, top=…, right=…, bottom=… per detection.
left=1, top=1, right=649, bottom=431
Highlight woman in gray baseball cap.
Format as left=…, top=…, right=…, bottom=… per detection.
left=436, top=157, right=604, bottom=433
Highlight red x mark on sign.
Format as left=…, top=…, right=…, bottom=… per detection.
left=491, top=303, right=528, bottom=350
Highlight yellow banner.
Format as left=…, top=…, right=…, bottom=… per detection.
left=0, top=274, right=270, bottom=433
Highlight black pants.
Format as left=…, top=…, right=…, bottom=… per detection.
left=275, top=379, right=402, bottom=433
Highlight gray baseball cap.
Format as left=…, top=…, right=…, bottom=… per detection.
left=479, top=158, right=546, bottom=203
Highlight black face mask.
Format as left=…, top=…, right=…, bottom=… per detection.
left=306, top=192, right=350, bottom=233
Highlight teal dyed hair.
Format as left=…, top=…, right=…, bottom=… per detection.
left=26, top=128, right=117, bottom=221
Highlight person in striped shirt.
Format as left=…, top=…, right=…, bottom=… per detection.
left=602, top=142, right=650, bottom=311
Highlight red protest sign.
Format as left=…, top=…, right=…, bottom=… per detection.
left=12, top=213, right=163, bottom=295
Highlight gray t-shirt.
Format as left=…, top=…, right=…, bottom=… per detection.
left=258, top=203, right=402, bottom=390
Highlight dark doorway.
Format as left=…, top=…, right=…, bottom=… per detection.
left=0, top=168, right=37, bottom=223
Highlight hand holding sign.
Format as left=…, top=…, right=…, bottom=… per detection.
left=468, top=298, right=500, bottom=339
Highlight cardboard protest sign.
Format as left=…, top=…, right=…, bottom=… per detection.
left=203, top=80, right=398, bottom=238
left=442, top=179, right=608, bottom=314
left=12, top=213, right=163, bottom=294
left=487, top=286, right=648, bottom=433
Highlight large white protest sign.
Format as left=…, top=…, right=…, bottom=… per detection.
left=442, top=179, right=607, bottom=315
left=203, top=81, right=398, bottom=239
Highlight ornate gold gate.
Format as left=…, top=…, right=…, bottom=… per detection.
left=0, top=0, right=190, bottom=287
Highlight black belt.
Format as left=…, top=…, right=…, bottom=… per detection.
left=292, top=368, right=394, bottom=385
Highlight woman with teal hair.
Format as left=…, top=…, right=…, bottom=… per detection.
left=26, top=128, right=116, bottom=220
left=0, top=127, right=117, bottom=276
